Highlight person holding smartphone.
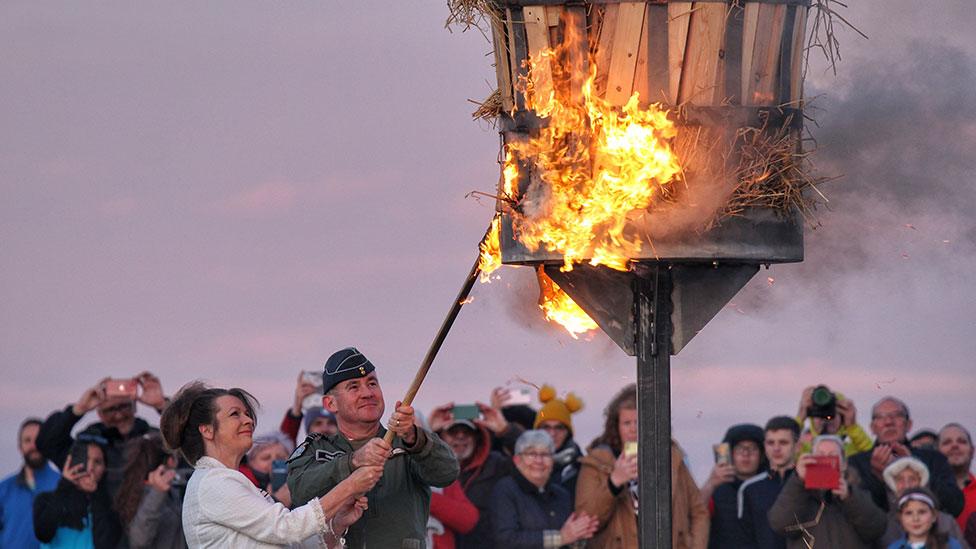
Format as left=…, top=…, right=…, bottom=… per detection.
left=240, top=432, right=293, bottom=506
left=114, top=433, right=184, bottom=549
left=767, top=435, right=886, bottom=548
left=35, top=372, right=168, bottom=505
left=33, top=437, right=120, bottom=548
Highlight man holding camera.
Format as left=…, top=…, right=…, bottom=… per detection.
left=35, top=372, right=166, bottom=499
left=848, top=396, right=964, bottom=517
left=768, top=435, right=886, bottom=548
left=795, top=385, right=872, bottom=457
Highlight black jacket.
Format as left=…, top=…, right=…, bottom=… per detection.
left=739, top=468, right=796, bottom=549
left=710, top=478, right=752, bottom=549
left=36, top=404, right=157, bottom=498
left=32, top=478, right=122, bottom=549
left=490, top=470, right=572, bottom=548
left=848, top=443, right=964, bottom=517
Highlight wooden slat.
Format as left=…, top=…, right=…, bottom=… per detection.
left=633, top=4, right=651, bottom=106
left=492, top=18, right=515, bottom=112
left=594, top=4, right=620, bottom=99
left=678, top=2, right=726, bottom=105
left=546, top=5, right=560, bottom=27
left=790, top=6, right=807, bottom=103
left=546, top=5, right=561, bottom=46
left=749, top=3, right=785, bottom=105
left=740, top=2, right=759, bottom=104
left=564, top=5, right=588, bottom=105
left=605, top=2, right=646, bottom=106
left=668, top=2, right=693, bottom=105
left=523, top=6, right=554, bottom=105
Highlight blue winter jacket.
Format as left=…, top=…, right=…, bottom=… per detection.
left=0, top=464, right=61, bottom=549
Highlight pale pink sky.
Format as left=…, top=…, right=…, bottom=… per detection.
left=1, top=2, right=974, bottom=483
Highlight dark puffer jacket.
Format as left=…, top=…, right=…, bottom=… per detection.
left=490, top=469, right=572, bottom=548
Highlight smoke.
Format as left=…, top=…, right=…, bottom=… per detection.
left=728, top=40, right=976, bottom=310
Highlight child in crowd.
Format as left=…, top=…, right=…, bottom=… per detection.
left=888, top=487, right=963, bottom=549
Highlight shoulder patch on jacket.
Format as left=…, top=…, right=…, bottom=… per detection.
left=315, top=449, right=345, bottom=463
left=288, top=432, right=323, bottom=462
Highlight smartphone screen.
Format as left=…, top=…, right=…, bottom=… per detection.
left=452, top=404, right=481, bottom=421
left=271, top=459, right=288, bottom=492
left=105, top=378, right=138, bottom=399
left=624, top=441, right=638, bottom=457
left=713, top=443, right=731, bottom=466
left=804, top=455, right=841, bottom=490
left=503, top=388, right=533, bottom=406
left=70, top=444, right=89, bottom=473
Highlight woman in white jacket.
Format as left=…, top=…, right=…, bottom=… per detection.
left=161, top=382, right=383, bottom=548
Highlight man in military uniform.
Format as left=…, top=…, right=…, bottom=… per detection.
left=287, top=347, right=459, bottom=548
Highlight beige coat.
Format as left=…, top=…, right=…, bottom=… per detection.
left=575, top=442, right=709, bottom=548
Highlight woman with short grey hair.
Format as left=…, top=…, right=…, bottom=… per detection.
left=489, top=430, right=598, bottom=547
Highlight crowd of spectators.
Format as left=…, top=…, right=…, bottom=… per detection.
left=0, top=364, right=973, bottom=549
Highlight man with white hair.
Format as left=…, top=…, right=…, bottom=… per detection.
left=939, top=423, right=976, bottom=531
left=847, top=396, right=964, bottom=516
left=768, top=435, right=886, bottom=548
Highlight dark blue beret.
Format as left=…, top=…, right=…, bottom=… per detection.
left=323, top=347, right=375, bottom=394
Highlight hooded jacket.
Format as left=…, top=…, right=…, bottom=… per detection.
left=455, top=423, right=521, bottom=549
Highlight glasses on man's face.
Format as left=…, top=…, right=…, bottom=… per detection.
left=100, top=402, right=133, bottom=416
left=733, top=445, right=760, bottom=455
left=520, top=451, right=554, bottom=461
left=540, top=424, right=568, bottom=432
left=872, top=412, right=906, bottom=422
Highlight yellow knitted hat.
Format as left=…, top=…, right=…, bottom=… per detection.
left=533, top=384, right=583, bottom=434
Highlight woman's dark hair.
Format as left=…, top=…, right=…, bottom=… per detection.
left=160, top=382, right=259, bottom=464
left=897, top=486, right=948, bottom=549
left=114, top=434, right=170, bottom=525
left=588, top=384, right=637, bottom=453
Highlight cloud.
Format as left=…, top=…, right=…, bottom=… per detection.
left=218, top=180, right=298, bottom=216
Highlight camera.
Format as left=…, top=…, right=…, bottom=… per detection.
left=806, top=385, right=837, bottom=420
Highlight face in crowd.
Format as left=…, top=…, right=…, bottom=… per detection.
left=442, top=425, right=477, bottom=463
left=97, top=398, right=137, bottom=434
left=201, top=395, right=255, bottom=458
left=892, top=467, right=923, bottom=494
left=538, top=420, right=569, bottom=450
left=324, top=373, right=385, bottom=426
left=899, top=500, right=936, bottom=540
left=938, top=424, right=974, bottom=471
left=19, top=422, right=46, bottom=469
left=308, top=416, right=338, bottom=436
left=74, top=444, right=107, bottom=494
left=870, top=399, right=911, bottom=445
left=732, top=439, right=762, bottom=478
left=515, top=444, right=554, bottom=489
left=812, top=438, right=845, bottom=469
left=617, top=407, right=638, bottom=446
left=765, top=429, right=798, bottom=471
left=249, top=442, right=289, bottom=475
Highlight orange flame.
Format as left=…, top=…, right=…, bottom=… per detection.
left=505, top=36, right=682, bottom=272
left=477, top=215, right=503, bottom=283
left=536, top=267, right=597, bottom=338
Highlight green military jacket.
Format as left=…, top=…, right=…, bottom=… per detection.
left=287, top=425, right=459, bottom=548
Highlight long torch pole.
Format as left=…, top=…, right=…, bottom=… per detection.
left=383, top=228, right=488, bottom=445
